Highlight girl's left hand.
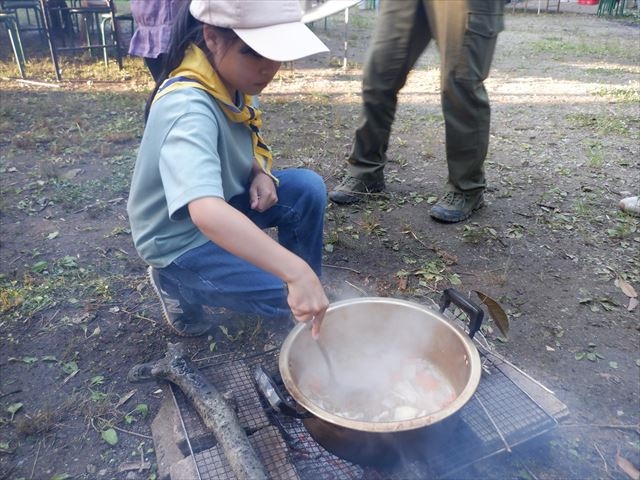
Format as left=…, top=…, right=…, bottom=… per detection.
left=249, top=171, right=278, bottom=212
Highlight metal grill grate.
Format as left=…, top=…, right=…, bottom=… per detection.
left=169, top=345, right=557, bottom=480
left=169, top=358, right=300, bottom=480
left=270, top=412, right=365, bottom=479
left=420, top=352, right=558, bottom=477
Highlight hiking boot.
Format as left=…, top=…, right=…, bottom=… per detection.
left=147, top=266, right=210, bottom=337
left=430, top=190, right=485, bottom=223
left=329, top=176, right=386, bottom=204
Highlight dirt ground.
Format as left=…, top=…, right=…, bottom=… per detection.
left=1, top=3, right=639, bottom=480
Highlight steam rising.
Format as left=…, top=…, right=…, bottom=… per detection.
left=289, top=299, right=464, bottom=423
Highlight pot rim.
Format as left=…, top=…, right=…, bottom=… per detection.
left=279, top=296, right=482, bottom=433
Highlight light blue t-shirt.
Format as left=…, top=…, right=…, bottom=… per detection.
left=127, top=87, right=255, bottom=267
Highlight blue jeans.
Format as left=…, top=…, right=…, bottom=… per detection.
left=158, top=168, right=326, bottom=319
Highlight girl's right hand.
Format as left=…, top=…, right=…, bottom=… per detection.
left=286, top=267, right=329, bottom=340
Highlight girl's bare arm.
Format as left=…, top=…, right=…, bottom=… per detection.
left=188, top=196, right=328, bottom=335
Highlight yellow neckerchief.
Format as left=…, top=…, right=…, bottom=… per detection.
left=153, top=44, right=277, bottom=184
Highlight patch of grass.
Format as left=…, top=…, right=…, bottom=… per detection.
left=585, top=66, right=639, bottom=76
left=573, top=197, right=592, bottom=216
left=461, top=223, right=500, bottom=244
left=394, top=191, right=431, bottom=207
left=606, top=215, right=638, bottom=239
left=610, top=11, right=640, bottom=24
left=530, top=37, right=625, bottom=59
left=15, top=406, right=65, bottom=437
left=0, top=259, right=117, bottom=324
left=0, top=91, right=145, bottom=165
left=0, top=50, right=149, bottom=83
left=361, top=210, right=387, bottom=237
left=346, top=11, right=376, bottom=29
left=585, top=141, right=605, bottom=169
left=36, top=163, right=131, bottom=212
left=594, top=86, right=640, bottom=104
left=408, top=258, right=461, bottom=291
left=0, top=275, right=59, bottom=320
left=324, top=220, right=361, bottom=250
left=538, top=186, right=568, bottom=205
left=536, top=191, right=638, bottom=247
left=565, top=112, right=634, bottom=136
left=48, top=179, right=110, bottom=210
left=536, top=209, right=575, bottom=232
left=554, top=165, right=574, bottom=177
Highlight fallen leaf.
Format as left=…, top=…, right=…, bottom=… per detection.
left=7, top=402, right=23, bottom=420
left=616, top=453, right=640, bottom=480
left=616, top=277, right=638, bottom=298
left=628, top=297, right=638, bottom=312
left=116, top=389, right=136, bottom=409
left=50, top=474, right=72, bottom=480
left=101, top=428, right=118, bottom=446
left=398, top=275, right=407, bottom=291
left=474, top=290, right=509, bottom=338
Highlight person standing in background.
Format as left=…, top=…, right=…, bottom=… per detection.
left=329, top=0, right=504, bottom=223
left=129, top=0, right=181, bottom=81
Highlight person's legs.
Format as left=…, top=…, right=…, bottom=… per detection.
left=428, top=0, right=504, bottom=222
left=157, top=168, right=326, bottom=324
left=329, top=0, right=430, bottom=204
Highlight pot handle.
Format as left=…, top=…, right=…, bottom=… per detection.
left=439, top=288, right=484, bottom=339
left=254, top=365, right=311, bottom=419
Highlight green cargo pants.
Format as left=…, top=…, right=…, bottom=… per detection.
left=347, top=0, right=505, bottom=193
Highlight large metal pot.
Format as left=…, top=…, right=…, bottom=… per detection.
left=256, top=289, right=484, bottom=466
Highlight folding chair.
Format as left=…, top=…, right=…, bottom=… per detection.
left=99, top=9, right=132, bottom=67
left=39, top=0, right=123, bottom=80
left=0, top=0, right=45, bottom=40
left=0, top=9, right=26, bottom=77
left=597, top=0, right=627, bottom=15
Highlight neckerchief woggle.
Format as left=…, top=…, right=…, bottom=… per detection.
left=153, top=44, right=277, bottom=184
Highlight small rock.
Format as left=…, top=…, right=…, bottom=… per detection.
left=619, top=196, right=640, bottom=217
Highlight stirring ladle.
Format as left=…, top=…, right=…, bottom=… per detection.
left=316, top=339, right=338, bottom=382
left=310, top=321, right=340, bottom=386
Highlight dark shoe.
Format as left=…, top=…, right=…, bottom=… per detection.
left=329, top=176, right=385, bottom=204
left=147, top=266, right=210, bottom=337
left=430, top=190, right=485, bottom=223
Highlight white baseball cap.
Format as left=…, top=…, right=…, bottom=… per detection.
left=189, top=0, right=330, bottom=62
